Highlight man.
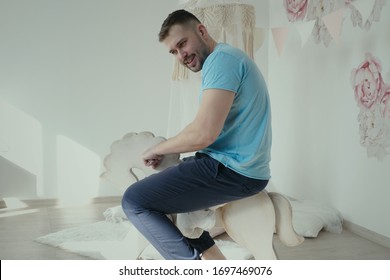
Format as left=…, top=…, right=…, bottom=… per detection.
left=122, top=9, right=272, bottom=260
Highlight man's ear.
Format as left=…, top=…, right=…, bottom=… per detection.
left=198, top=24, right=208, bottom=39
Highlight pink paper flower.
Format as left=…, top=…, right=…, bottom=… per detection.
left=352, top=53, right=390, bottom=160
left=358, top=109, right=388, bottom=160
left=284, top=0, right=308, bottom=22
left=380, top=85, right=390, bottom=119
left=351, top=53, right=384, bottom=110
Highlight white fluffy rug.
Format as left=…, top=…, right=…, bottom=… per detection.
left=35, top=220, right=252, bottom=260
left=35, top=200, right=343, bottom=260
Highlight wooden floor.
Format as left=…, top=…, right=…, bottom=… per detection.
left=1, top=197, right=390, bottom=260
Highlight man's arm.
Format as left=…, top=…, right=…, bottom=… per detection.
left=143, top=89, right=235, bottom=168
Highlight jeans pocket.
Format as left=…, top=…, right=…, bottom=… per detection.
left=239, top=178, right=268, bottom=195
left=216, top=165, right=268, bottom=195
left=195, top=153, right=220, bottom=179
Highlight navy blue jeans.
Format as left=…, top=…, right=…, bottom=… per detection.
left=121, top=153, right=268, bottom=260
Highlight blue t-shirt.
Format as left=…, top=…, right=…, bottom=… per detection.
left=200, top=43, right=272, bottom=180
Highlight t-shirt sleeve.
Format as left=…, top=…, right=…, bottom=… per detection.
left=202, top=52, right=243, bottom=94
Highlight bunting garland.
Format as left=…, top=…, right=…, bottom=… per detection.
left=173, top=0, right=386, bottom=78
left=322, top=8, right=344, bottom=43
left=271, top=27, right=289, bottom=56
left=269, top=0, right=386, bottom=56
left=296, top=20, right=316, bottom=47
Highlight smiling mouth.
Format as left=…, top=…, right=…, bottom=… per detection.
left=185, top=55, right=195, bottom=66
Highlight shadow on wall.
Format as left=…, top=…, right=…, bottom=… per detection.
left=0, top=99, right=43, bottom=197
left=56, top=135, right=101, bottom=206
left=0, top=156, right=37, bottom=199
left=0, top=99, right=109, bottom=205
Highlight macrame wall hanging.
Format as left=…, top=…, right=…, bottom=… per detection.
left=173, top=0, right=256, bottom=80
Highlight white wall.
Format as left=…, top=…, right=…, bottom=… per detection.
left=267, top=2, right=390, bottom=238
left=0, top=0, right=178, bottom=200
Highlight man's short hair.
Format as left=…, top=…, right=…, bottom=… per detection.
left=158, top=9, right=201, bottom=42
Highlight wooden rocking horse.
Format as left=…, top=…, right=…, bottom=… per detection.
left=101, top=131, right=304, bottom=259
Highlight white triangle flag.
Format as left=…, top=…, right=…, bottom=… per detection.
left=271, top=27, right=289, bottom=56
left=253, top=27, right=267, bottom=52
left=352, top=0, right=376, bottom=22
left=322, top=8, right=345, bottom=42
left=296, top=20, right=316, bottom=47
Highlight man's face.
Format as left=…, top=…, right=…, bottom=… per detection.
left=163, top=24, right=210, bottom=72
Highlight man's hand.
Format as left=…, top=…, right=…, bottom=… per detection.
left=142, top=146, right=164, bottom=169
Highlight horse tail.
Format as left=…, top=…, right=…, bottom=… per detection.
left=268, top=192, right=304, bottom=247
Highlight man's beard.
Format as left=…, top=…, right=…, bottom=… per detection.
left=184, top=41, right=210, bottom=73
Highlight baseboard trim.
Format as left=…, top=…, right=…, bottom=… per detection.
left=91, top=196, right=122, bottom=204
left=22, top=198, right=58, bottom=207
left=21, top=196, right=122, bottom=208
left=343, top=220, right=390, bottom=249
left=0, top=198, right=6, bottom=209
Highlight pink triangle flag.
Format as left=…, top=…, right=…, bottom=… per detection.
left=271, top=27, right=289, bottom=56
left=322, top=8, right=345, bottom=43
